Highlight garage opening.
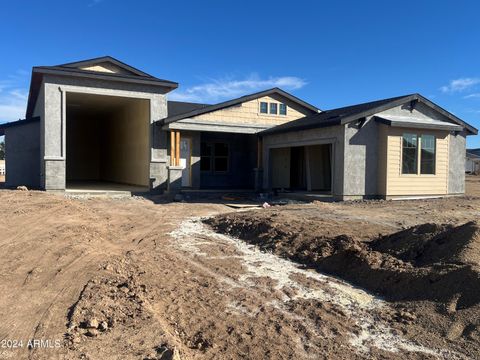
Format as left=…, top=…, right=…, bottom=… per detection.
left=270, top=143, right=332, bottom=193
left=66, top=93, right=150, bottom=192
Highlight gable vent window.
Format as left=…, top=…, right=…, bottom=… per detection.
left=260, top=102, right=268, bottom=114
left=402, top=133, right=436, bottom=175
left=269, top=103, right=278, bottom=115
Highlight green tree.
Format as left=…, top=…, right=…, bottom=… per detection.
left=0, top=141, right=4, bottom=160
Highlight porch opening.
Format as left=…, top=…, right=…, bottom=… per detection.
left=199, top=132, right=257, bottom=189
left=270, top=143, right=332, bottom=193
left=65, top=93, right=150, bottom=192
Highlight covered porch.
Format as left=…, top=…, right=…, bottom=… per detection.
left=164, top=126, right=264, bottom=192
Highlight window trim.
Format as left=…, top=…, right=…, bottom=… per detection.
left=420, top=134, right=436, bottom=175
left=259, top=101, right=268, bottom=114
left=400, top=133, right=437, bottom=176
left=258, top=101, right=287, bottom=117
left=200, top=141, right=229, bottom=174
left=269, top=102, right=278, bottom=115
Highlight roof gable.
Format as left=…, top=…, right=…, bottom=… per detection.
left=26, top=56, right=178, bottom=118
left=261, top=94, right=478, bottom=135
left=163, top=88, right=319, bottom=124
left=58, top=56, right=154, bottom=78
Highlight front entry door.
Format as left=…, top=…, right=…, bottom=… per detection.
left=180, top=138, right=192, bottom=187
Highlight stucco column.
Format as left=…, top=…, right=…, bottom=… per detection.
left=43, top=85, right=66, bottom=191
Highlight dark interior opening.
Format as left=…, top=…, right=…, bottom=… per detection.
left=270, top=143, right=332, bottom=193
left=65, top=93, right=150, bottom=189
left=290, top=146, right=306, bottom=190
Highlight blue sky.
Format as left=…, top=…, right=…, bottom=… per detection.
left=1, top=0, right=480, bottom=147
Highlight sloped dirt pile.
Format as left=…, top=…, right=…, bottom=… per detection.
left=205, top=213, right=480, bottom=309
left=65, top=274, right=150, bottom=344
left=371, top=221, right=480, bottom=267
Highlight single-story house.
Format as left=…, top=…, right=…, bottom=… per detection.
left=466, top=149, right=480, bottom=174
left=0, top=56, right=477, bottom=200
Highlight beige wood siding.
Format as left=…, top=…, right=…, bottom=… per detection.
left=377, top=124, right=388, bottom=195
left=380, top=126, right=449, bottom=196
left=79, top=62, right=132, bottom=75
left=190, top=94, right=311, bottom=126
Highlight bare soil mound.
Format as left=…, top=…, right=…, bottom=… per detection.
left=205, top=211, right=480, bottom=349
left=65, top=274, right=148, bottom=342
left=371, top=221, right=480, bottom=267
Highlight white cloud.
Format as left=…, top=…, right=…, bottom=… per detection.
left=440, top=78, right=480, bottom=93
left=464, top=93, right=480, bottom=99
left=0, top=89, right=27, bottom=123
left=0, top=71, right=29, bottom=123
left=169, top=74, right=307, bottom=103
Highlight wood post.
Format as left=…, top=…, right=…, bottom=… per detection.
left=175, top=131, right=180, bottom=166
left=170, top=131, right=175, bottom=166
left=257, top=137, right=263, bottom=169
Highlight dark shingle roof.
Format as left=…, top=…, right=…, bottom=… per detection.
left=261, top=94, right=478, bottom=135
left=0, top=117, right=40, bottom=136
left=167, top=101, right=210, bottom=118
left=162, top=87, right=320, bottom=124
left=467, top=148, right=480, bottom=157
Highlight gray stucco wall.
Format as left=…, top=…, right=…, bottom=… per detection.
left=377, top=102, right=454, bottom=124
left=262, top=125, right=345, bottom=196
left=5, top=121, right=41, bottom=189
left=40, top=74, right=169, bottom=191
left=448, top=131, right=466, bottom=194
left=262, top=101, right=471, bottom=199
left=343, top=117, right=379, bottom=197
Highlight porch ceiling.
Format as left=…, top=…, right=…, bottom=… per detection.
left=163, top=119, right=272, bottom=134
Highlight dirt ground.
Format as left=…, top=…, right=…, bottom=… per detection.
left=0, top=177, right=479, bottom=359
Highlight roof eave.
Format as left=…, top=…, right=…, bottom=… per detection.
left=58, top=56, right=155, bottom=78
left=259, top=118, right=342, bottom=136
left=340, top=95, right=417, bottom=125
left=374, top=116, right=464, bottom=132
left=163, top=87, right=319, bottom=125
left=340, top=94, right=478, bottom=135
left=32, top=67, right=179, bottom=89
left=0, top=116, right=41, bottom=136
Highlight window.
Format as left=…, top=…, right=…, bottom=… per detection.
left=200, top=142, right=229, bottom=173
left=420, top=135, right=435, bottom=174
left=401, top=133, right=436, bottom=175
left=200, top=142, right=212, bottom=171
left=260, top=102, right=268, bottom=114
left=269, top=103, right=278, bottom=115
left=214, top=143, right=229, bottom=172
left=402, top=133, right=418, bottom=174
left=260, top=102, right=287, bottom=116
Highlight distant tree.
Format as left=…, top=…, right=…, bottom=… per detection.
left=0, top=141, right=4, bottom=160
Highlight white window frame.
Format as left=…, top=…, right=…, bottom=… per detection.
left=400, top=132, right=437, bottom=176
